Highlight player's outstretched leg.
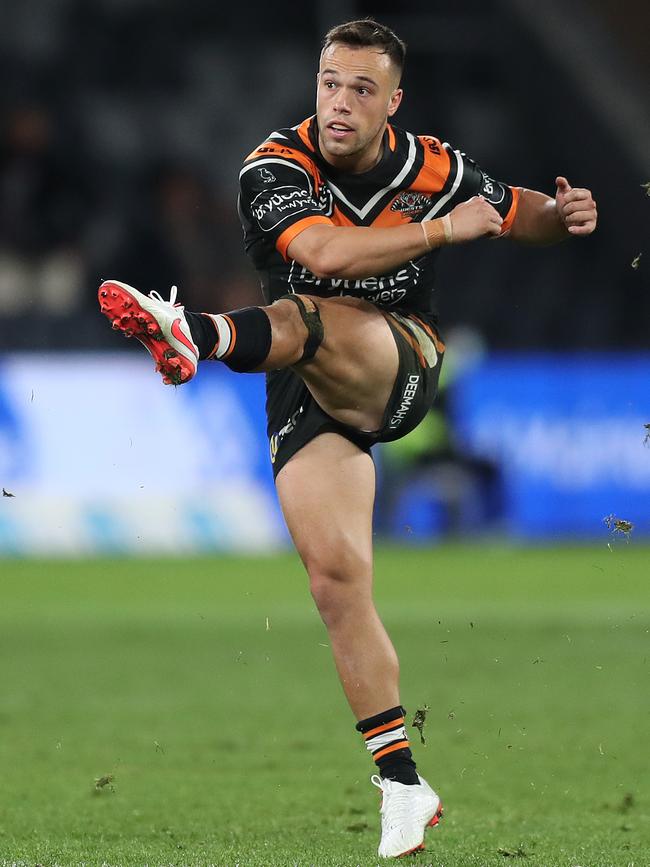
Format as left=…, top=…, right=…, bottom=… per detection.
left=98, top=278, right=399, bottom=434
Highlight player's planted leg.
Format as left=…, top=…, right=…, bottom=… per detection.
left=276, top=433, right=443, bottom=858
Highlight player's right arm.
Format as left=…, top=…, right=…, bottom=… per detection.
left=287, top=198, right=501, bottom=280
left=240, top=147, right=502, bottom=281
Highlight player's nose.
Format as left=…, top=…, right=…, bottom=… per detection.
left=333, top=90, right=352, bottom=112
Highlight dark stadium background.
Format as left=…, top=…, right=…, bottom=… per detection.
left=1, top=0, right=647, bottom=352
left=0, top=0, right=649, bottom=547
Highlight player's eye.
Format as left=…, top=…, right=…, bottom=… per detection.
left=358, top=88, right=369, bottom=96
left=324, top=81, right=336, bottom=89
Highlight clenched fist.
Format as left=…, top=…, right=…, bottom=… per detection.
left=449, top=195, right=503, bottom=243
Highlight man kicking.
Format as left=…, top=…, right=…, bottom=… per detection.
left=98, top=18, right=597, bottom=858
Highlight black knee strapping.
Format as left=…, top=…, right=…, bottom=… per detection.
left=279, top=293, right=324, bottom=362
left=220, top=306, right=272, bottom=372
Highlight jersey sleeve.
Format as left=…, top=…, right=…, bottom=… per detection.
left=443, top=144, right=520, bottom=234
left=239, top=153, right=334, bottom=259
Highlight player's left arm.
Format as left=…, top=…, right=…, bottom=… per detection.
left=509, top=176, right=598, bottom=244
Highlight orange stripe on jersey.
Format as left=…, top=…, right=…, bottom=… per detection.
left=330, top=205, right=355, bottom=227
left=221, top=314, right=237, bottom=359
left=363, top=718, right=406, bottom=740
left=387, top=124, right=396, bottom=152
left=501, top=185, right=521, bottom=235
left=373, top=741, right=411, bottom=761
left=296, top=117, right=315, bottom=153
left=412, top=136, right=452, bottom=192
left=276, top=215, right=333, bottom=260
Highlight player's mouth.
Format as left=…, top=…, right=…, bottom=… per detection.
left=327, top=121, right=355, bottom=140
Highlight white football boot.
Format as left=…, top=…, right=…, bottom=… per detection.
left=98, top=280, right=199, bottom=385
left=372, top=774, right=443, bottom=858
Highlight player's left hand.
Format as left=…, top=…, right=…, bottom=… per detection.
left=555, top=177, right=597, bottom=236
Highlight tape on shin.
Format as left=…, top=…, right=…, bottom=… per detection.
left=213, top=307, right=272, bottom=372
left=279, top=294, right=324, bottom=362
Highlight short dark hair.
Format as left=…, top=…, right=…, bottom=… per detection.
left=322, top=18, right=406, bottom=80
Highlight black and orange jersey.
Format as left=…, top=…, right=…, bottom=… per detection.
left=238, top=115, right=519, bottom=316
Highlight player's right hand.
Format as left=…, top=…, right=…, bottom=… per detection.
left=449, top=195, right=503, bottom=242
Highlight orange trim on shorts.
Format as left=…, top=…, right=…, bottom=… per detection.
left=276, top=215, right=333, bottom=260
left=409, top=314, right=446, bottom=353
left=373, top=741, right=411, bottom=761
left=385, top=314, right=428, bottom=368
left=221, top=314, right=237, bottom=359
left=363, top=718, right=405, bottom=740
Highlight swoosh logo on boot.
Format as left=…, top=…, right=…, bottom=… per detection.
left=171, top=318, right=197, bottom=355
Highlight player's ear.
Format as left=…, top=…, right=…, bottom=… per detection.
left=387, top=88, right=403, bottom=117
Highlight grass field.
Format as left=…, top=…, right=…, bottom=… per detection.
left=0, top=545, right=648, bottom=867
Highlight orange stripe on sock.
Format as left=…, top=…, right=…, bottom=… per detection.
left=221, top=314, right=237, bottom=359
left=373, top=741, right=410, bottom=761
left=364, top=718, right=405, bottom=740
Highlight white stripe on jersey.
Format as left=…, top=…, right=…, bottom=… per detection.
left=326, top=132, right=418, bottom=220
left=421, top=146, right=465, bottom=221
left=239, top=158, right=314, bottom=195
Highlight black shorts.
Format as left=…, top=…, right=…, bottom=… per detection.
left=265, top=310, right=445, bottom=479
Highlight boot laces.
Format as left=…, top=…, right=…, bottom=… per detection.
left=148, top=285, right=180, bottom=308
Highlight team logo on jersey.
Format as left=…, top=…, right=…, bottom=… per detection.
left=480, top=172, right=506, bottom=206
left=258, top=168, right=276, bottom=183
left=390, top=191, right=432, bottom=216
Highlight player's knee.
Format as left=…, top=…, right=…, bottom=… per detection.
left=306, top=555, right=372, bottom=625
left=274, top=294, right=324, bottom=362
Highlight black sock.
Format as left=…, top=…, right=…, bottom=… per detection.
left=356, top=705, right=419, bottom=786
left=185, top=312, right=220, bottom=360
left=185, top=308, right=272, bottom=371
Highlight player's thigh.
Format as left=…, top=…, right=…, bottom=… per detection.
left=276, top=432, right=375, bottom=589
left=297, top=295, right=399, bottom=428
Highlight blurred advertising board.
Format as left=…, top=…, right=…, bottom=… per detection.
left=451, top=354, right=650, bottom=538
left=0, top=354, right=286, bottom=555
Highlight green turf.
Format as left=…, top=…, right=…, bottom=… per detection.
left=0, top=544, right=648, bottom=866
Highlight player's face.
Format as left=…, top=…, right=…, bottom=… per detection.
left=317, top=44, right=402, bottom=172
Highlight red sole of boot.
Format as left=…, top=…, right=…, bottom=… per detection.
left=98, top=281, right=195, bottom=385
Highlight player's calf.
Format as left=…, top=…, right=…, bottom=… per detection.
left=185, top=294, right=323, bottom=371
